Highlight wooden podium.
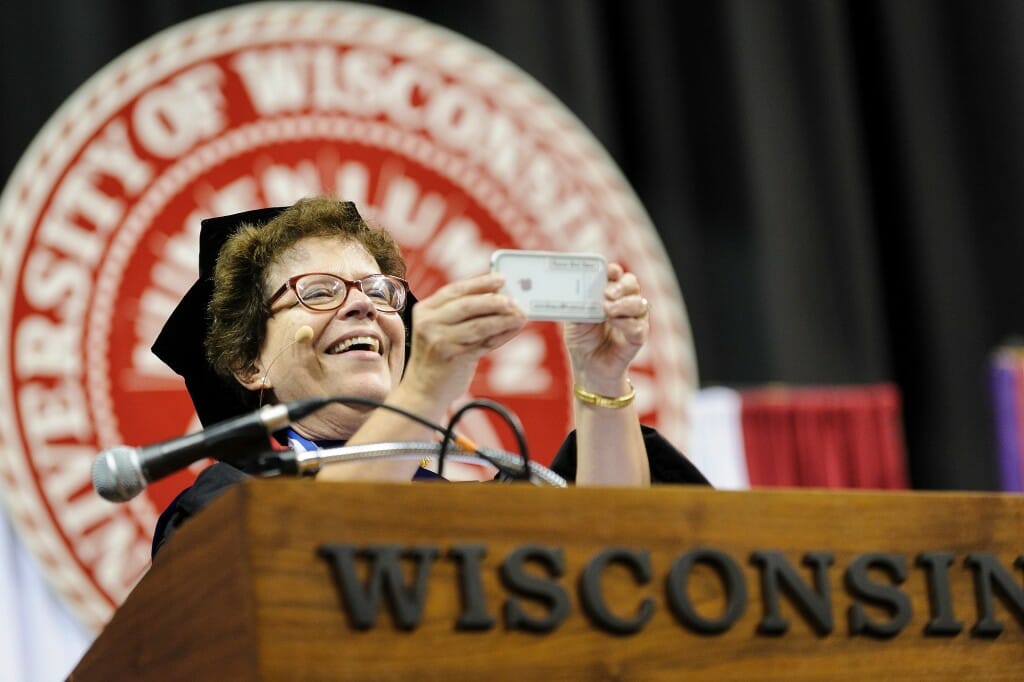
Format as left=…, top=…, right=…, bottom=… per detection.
left=71, top=479, right=1024, bottom=680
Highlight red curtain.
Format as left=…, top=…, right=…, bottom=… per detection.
left=739, top=384, right=908, bottom=489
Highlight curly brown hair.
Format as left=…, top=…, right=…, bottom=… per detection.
left=205, top=197, right=406, bottom=382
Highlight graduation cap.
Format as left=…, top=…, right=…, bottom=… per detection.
left=152, top=205, right=416, bottom=427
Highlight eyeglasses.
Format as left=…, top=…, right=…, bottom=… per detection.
left=267, top=273, right=409, bottom=313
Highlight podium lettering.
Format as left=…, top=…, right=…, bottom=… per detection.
left=578, top=548, right=654, bottom=635
left=752, top=551, right=835, bottom=635
left=317, top=544, right=439, bottom=630
left=666, top=548, right=747, bottom=635
left=449, top=544, right=497, bottom=630
left=314, top=541, right=1024, bottom=639
left=966, top=552, right=1024, bottom=637
left=916, top=552, right=963, bottom=636
left=845, top=553, right=912, bottom=638
left=500, top=545, right=569, bottom=632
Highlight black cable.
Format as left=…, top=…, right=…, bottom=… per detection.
left=320, top=395, right=499, bottom=477
left=321, top=395, right=451, bottom=435
left=437, top=399, right=531, bottom=481
left=302, top=395, right=532, bottom=481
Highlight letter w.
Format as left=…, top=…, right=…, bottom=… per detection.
left=318, top=544, right=439, bottom=630
left=232, top=47, right=311, bottom=114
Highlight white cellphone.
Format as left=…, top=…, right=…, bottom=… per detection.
left=490, top=249, right=608, bottom=322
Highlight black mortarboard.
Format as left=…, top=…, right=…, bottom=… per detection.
left=152, top=206, right=416, bottom=427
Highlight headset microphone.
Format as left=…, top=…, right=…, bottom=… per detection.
left=259, top=325, right=316, bottom=403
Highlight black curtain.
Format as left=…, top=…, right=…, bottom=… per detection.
left=3, top=0, right=1022, bottom=491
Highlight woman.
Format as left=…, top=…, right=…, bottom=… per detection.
left=151, top=197, right=706, bottom=554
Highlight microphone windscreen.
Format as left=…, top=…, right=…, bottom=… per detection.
left=92, top=447, right=146, bottom=502
left=294, top=325, right=314, bottom=343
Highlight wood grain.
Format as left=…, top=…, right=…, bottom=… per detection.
left=72, top=480, right=1024, bottom=680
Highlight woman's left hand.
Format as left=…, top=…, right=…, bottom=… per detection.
left=562, top=262, right=650, bottom=392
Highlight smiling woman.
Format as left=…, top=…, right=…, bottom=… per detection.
left=218, top=240, right=411, bottom=440
left=149, top=196, right=709, bottom=557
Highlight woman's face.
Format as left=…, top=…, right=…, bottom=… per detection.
left=242, top=236, right=406, bottom=429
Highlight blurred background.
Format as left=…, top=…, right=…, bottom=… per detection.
left=5, top=0, right=1024, bottom=492
left=3, top=0, right=1024, bottom=677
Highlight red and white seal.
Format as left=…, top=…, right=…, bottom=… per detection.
left=0, top=2, right=697, bottom=631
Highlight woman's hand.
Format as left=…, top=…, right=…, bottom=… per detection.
left=563, top=262, right=651, bottom=487
left=332, top=272, right=523, bottom=480
left=402, top=272, right=527, bottom=406
left=562, top=263, right=650, bottom=394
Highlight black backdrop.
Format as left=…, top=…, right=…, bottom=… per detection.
left=3, top=0, right=1023, bottom=491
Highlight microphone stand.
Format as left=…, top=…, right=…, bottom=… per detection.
left=274, top=442, right=567, bottom=487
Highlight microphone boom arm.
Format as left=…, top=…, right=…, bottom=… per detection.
left=278, top=442, right=567, bottom=487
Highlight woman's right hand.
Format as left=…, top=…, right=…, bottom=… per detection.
left=323, top=272, right=525, bottom=480
left=401, top=272, right=527, bottom=406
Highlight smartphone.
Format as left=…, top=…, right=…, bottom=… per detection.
left=490, top=249, right=607, bottom=322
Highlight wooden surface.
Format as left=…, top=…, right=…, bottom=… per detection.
left=72, top=480, right=1024, bottom=681
left=70, top=486, right=259, bottom=680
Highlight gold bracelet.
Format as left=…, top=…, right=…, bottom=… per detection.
left=572, top=380, right=636, bottom=409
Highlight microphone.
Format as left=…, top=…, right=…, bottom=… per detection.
left=91, top=398, right=326, bottom=502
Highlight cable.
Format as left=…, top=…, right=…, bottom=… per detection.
left=259, top=325, right=315, bottom=407
left=319, top=395, right=481, bottom=477
left=308, top=395, right=532, bottom=482
left=437, top=399, right=531, bottom=481
left=322, top=395, right=455, bottom=437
